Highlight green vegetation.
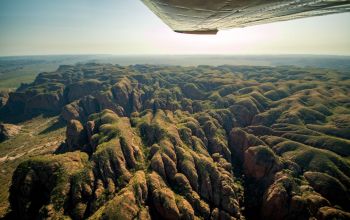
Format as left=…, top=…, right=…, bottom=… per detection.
left=0, top=116, right=65, bottom=217
left=0, top=63, right=58, bottom=90
left=1, top=63, right=349, bottom=219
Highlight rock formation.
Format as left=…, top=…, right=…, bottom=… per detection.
left=3, top=64, right=350, bottom=219
left=0, top=123, right=21, bottom=141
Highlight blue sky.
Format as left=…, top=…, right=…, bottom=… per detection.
left=0, top=0, right=350, bottom=56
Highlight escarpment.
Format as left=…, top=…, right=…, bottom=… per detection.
left=3, top=64, right=350, bottom=219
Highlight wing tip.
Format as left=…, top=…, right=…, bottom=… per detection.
left=174, top=29, right=218, bottom=35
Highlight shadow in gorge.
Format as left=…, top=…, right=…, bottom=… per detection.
left=0, top=106, right=59, bottom=124
left=38, top=119, right=65, bottom=135
left=6, top=181, right=51, bottom=220
left=243, top=179, right=267, bottom=220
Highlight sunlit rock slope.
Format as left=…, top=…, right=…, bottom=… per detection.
left=1, top=64, right=350, bottom=219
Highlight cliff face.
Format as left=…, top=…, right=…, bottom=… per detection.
left=0, top=91, right=8, bottom=109
left=0, top=123, right=21, bottom=141
left=4, top=64, right=350, bottom=219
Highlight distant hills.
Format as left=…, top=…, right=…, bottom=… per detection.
left=1, top=54, right=350, bottom=90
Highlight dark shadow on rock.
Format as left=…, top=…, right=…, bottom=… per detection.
left=0, top=107, right=27, bottom=124
left=54, top=142, right=68, bottom=154
left=0, top=110, right=59, bottom=125
left=1, top=211, right=17, bottom=220
left=38, top=119, right=65, bottom=135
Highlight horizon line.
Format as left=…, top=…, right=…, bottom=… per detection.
left=1, top=53, right=350, bottom=58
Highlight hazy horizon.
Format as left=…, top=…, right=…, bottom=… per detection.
left=1, top=0, right=350, bottom=56
left=2, top=53, right=350, bottom=57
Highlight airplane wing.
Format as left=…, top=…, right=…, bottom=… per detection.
left=141, top=0, right=350, bottom=34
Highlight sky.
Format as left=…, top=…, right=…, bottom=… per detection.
left=0, top=0, right=350, bottom=56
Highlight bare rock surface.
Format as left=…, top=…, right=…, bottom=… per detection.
left=0, top=123, right=21, bottom=141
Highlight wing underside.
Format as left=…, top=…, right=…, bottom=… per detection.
left=141, top=0, right=350, bottom=34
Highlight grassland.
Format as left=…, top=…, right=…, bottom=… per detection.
left=0, top=116, right=65, bottom=217
left=0, top=63, right=60, bottom=90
